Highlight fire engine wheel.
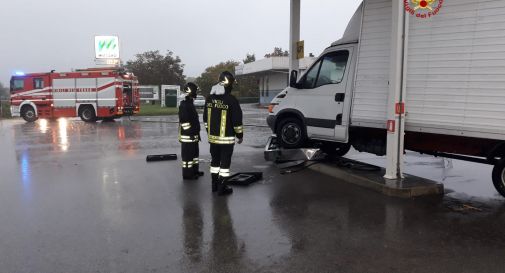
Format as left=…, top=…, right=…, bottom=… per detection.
left=79, top=106, right=96, bottom=123
left=321, top=143, right=352, bottom=157
left=21, top=105, right=38, bottom=122
left=492, top=159, right=505, bottom=197
left=276, top=117, right=306, bottom=149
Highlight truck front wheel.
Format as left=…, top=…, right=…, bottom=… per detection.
left=492, top=159, right=505, bottom=197
left=79, top=106, right=96, bottom=123
left=276, top=117, right=306, bottom=149
left=21, top=105, right=38, bottom=122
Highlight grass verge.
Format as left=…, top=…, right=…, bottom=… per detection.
left=137, top=104, right=178, bottom=116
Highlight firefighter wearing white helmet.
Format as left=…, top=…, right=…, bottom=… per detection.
left=179, top=82, right=204, bottom=180
left=203, top=71, right=243, bottom=195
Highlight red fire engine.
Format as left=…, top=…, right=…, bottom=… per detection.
left=9, top=68, right=140, bottom=122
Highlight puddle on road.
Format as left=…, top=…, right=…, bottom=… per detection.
left=252, top=165, right=269, bottom=169
left=259, top=175, right=276, bottom=185
left=442, top=196, right=495, bottom=215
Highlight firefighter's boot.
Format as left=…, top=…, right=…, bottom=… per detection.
left=194, top=167, right=204, bottom=177
left=211, top=174, right=219, bottom=193
left=183, top=173, right=198, bottom=180
left=217, top=177, right=233, bottom=196
left=193, top=159, right=204, bottom=177
left=182, top=162, right=198, bottom=180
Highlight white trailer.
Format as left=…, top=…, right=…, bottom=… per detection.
left=268, top=0, right=505, bottom=197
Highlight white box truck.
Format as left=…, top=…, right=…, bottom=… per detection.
left=267, top=0, right=505, bottom=196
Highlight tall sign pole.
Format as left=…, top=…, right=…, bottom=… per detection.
left=289, top=0, right=301, bottom=74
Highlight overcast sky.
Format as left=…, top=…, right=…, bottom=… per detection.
left=0, top=0, right=362, bottom=85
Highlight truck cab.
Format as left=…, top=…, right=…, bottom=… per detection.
left=267, top=3, right=363, bottom=155
left=10, top=73, right=52, bottom=122
left=267, top=42, right=358, bottom=154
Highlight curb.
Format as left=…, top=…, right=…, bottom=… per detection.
left=309, top=160, right=444, bottom=198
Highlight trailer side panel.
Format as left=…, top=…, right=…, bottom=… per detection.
left=351, top=0, right=392, bottom=129
left=406, top=0, right=505, bottom=140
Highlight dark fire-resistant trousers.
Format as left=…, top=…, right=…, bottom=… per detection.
left=209, top=144, right=234, bottom=179
left=181, top=142, right=200, bottom=178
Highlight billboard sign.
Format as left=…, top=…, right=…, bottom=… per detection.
left=139, top=86, right=160, bottom=101
left=95, top=36, right=120, bottom=59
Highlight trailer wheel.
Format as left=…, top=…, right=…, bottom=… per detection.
left=21, top=105, right=38, bottom=122
left=322, top=143, right=351, bottom=157
left=276, top=117, right=306, bottom=149
left=79, top=106, right=96, bottom=123
left=492, top=159, right=505, bottom=197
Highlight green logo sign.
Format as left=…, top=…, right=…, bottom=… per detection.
left=95, top=36, right=120, bottom=59
left=97, top=39, right=117, bottom=51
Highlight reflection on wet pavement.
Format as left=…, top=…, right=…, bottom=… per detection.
left=0, top=105, right=504, bottom=272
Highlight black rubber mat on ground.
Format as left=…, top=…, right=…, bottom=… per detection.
left=146, top=154, right=178, bottom=162
left=227, top=172, right=263, bottom=186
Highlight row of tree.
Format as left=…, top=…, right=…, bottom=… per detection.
left=124, top=47, right=290, bottom=97
left=125, top=50, right=185, bottom=88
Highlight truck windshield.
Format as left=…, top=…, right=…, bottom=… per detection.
left=10, top=79, right=24, bottom=92
left=316, top=51, right=349, bottom=87
left=299, top=50, right=349, bottom=89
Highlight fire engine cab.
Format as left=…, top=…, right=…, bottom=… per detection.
left=10, top=68, right=140, bottom=122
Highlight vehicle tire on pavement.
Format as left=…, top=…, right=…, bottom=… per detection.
left=21, top=105, right=38, bottom=122
left=492, top=159, right=505, bottom=197
left=321, top=143, right=351, bottom=157
left=276, top=117, right=306, bottom=149
left=79, top=106, right=96, bottom=122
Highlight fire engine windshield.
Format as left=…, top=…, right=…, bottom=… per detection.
left=10, top=78, right=24, bottom=92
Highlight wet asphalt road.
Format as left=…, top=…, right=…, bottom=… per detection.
left=1, top=105, right=505, bottom=273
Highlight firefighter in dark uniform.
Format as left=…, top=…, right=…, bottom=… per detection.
left=203, top=71, right=243, bottom=195
left=179, top=82, right=204, bottom=180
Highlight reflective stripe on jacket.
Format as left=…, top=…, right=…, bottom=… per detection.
left=203, top=93, right=243, bottom=145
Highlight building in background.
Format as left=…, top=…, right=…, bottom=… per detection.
left=235, top=56, right=315, bottom=105
left=161, top=85, right=181, bottom=108
left=139, top=85, right=160, bottom=104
